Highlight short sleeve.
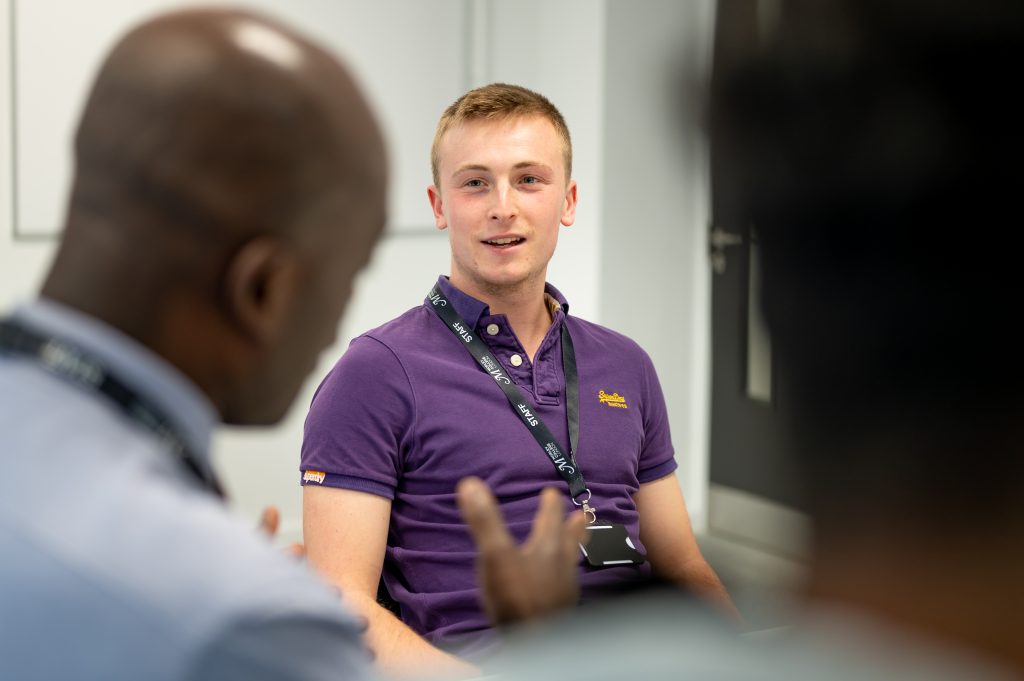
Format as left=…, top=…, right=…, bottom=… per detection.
left=300, top=336, right=416, bottom=499
left=636, top=350, right=678, bottom=483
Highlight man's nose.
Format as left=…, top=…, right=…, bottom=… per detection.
left=487, top=184, right=518, bottom=223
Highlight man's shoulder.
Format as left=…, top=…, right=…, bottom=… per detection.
left=0, top=483, right=363, bottom=679
left=0, top=368, right=339, bottom=622
left=565, top=314, right=650, bottom=359
left=338, top=303, right=450, bottom=368
left=0, top=378, right=361, bottom=676
left=310, top=304, right=442, bottom=403
left=354, top=303, right=440, bottom=349
left=5, top=447, right=347, bottom=621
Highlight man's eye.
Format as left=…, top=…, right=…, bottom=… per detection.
left=465, top=179, right=484, bottom=187
left=522, top=176, right=539, bottom=184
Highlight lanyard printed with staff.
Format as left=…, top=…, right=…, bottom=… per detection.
left=0, top=318, right=225, bottom=499
left=427, top=284, right=646, bottom=567
left=427, top=284, right=598, bottom=523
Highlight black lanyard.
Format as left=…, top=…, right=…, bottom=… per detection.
left=0, top=318, right=225, bottom=499
left=427, top=285, right=595, bottom=516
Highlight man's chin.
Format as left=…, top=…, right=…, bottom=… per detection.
left=470, top=270, right=542, bottom=295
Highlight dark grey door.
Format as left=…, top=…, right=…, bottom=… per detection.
left=708, top=0, right=803, bottom=512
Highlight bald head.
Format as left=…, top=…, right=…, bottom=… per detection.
left=66, top=8, right=384, bottom=250
left=43, top=9, right=388, bottom=423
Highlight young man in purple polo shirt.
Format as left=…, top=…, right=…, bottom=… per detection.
left=300, top=83, right=735, bottom=677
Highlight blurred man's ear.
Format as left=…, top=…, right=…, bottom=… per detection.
left=222, top=236, right=301, bottom=345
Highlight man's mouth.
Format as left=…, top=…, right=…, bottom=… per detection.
left=483, top=237, right=525, bottom=248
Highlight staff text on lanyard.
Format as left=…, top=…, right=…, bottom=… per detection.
left=427, top=285, right=596, bottom=522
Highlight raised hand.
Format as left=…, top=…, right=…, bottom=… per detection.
left=456, top=477, right=587, bottom=625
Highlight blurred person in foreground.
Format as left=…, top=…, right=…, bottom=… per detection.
left=0, top=8, right=581, bottom=680
left=472, top=1, right=1024, bottom=679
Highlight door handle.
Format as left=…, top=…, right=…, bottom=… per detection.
left=709, top=227, right=743, bottom=274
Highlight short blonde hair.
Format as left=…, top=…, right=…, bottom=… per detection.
left=430, top=83, right=572, bottom=187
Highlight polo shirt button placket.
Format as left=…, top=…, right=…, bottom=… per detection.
left=486, top=323, right=500, bottom=336
left=510, top=354, right=523, bottom=367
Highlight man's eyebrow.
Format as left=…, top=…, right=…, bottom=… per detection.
left=451, top=161, right=553, bottom=177
left=451, top=164, right=490, bottom=177
left=512, top=161, right=551, bottom=171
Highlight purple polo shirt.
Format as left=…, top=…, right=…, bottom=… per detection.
left=301, top=276, right=677, bottom=648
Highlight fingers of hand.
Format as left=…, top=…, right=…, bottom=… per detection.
left=481, top=561, right=531, bottom=624
left=457, top=476, right=514, bottom=554
left=566, top=510, right=588, bottom=548
left=561, top=512, right=587, bottom=603
left=525, top=486, right=566, bottom=550
left=258, top=505, right=280, bottom=537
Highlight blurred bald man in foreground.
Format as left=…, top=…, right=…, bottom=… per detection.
left=0, top=7, right=586, bottom=680
left=0, top=9, right=388, bottom=680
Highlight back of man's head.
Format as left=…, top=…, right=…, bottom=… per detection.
left=43, top=9, right=388, bottom=424
left=716, top=0, right=1024, bottom=534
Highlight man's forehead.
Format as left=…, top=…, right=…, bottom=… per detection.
left=438, top=115, right=564, bottom=170
left=443, top=113, right=558, bottom=142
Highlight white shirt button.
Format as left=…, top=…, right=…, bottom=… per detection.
left=486, top=323, right=500, bottom=336
left=510, top=354, right=523, bottom=367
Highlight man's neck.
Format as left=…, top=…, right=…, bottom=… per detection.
left=449, top=274, right=553, bottom=362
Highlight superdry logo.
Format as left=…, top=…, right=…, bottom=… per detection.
left=598, top=390, right=628, bottom=409
left=303, top=470, right=326, bottom=484
left=517, top=403, right=539, bottom=427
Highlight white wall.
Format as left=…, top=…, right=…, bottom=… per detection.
left=9, top=0, right=468, bottom=237
left=598, top=0, right=716, bottom=530
left=481, top=0, right=606, bottom=322
left=0, top=2, right=54, bottom=305
left=0, top=0, right=715, bottom=542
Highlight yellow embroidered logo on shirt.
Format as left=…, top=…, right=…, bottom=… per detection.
left=598, top=390, right=628, bottom=409
left=303, top=470, right=326, bottom=484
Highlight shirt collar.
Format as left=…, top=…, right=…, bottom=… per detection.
left=431, top=275, right=570, bottom=330
left=10, top=298, right=218, bottom=470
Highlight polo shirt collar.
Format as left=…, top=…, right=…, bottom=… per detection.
left=431, top=275, right=570, bottom=330
left=10, top=298, right=218, bottom=476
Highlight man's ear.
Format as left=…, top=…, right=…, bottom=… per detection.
left=560, top=180, right=578, bottom=228
left=427, top=185, right=447, bottom=230
left=222, top=236, right=300, bottom=345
